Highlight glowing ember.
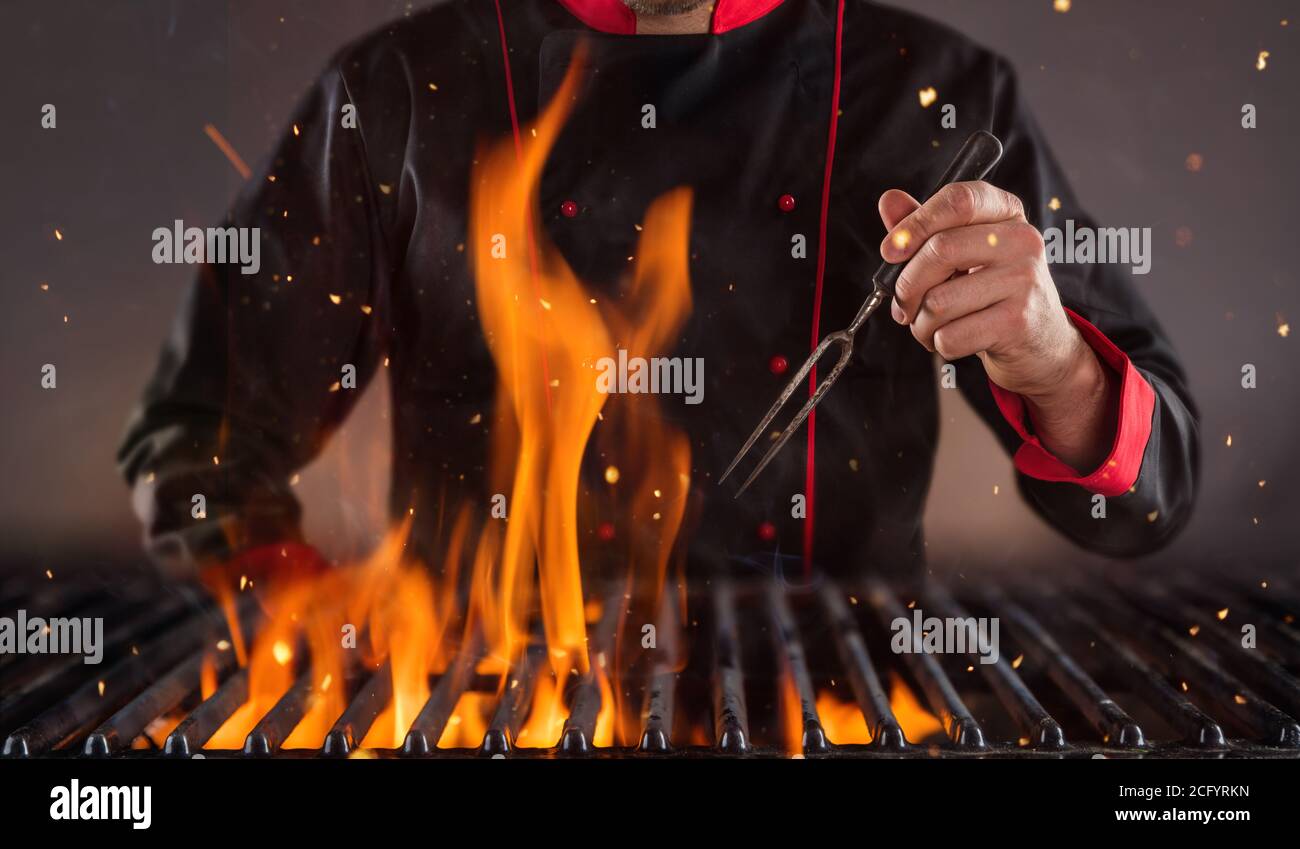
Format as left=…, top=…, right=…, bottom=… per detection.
left=271, top=640, right=293, bottom=666
left=203, top=123, right=252, bottom=179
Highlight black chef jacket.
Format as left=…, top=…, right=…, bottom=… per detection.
left=118, top=0, right=1199, bottom=582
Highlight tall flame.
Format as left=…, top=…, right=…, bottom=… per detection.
left=204, top=45, right=696, bottom=752
left=469, top=45, right=694, bottom=742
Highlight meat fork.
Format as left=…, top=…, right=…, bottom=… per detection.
left=721, top=130, right=1004, bottom=496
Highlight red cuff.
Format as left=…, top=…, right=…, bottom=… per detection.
left=203, top=542, right=330, bottom=591
left=987, top=308, right=1156, bottom=497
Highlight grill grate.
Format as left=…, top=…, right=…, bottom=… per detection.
left=3, top=571, right=1300, bottom=758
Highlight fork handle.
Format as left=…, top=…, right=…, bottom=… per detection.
left=871, top=130, right=1004, bottom=298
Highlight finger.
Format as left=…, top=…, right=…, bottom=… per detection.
left=929, top=300, right=1018, bottom=362
left=908, top=264, right=1022, bottom=352
left=880, top=181, right=1027, bottom=265
left=894, top=221, right=1040, bottom=323
left=878, top=189, right=920, bottom=232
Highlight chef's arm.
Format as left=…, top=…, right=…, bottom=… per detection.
left=951, top=58, right=1198, bottom=557
left=117, top=57, right=400, bottom=578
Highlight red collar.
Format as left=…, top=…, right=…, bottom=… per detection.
left=555, top=0, right=784, bottom=35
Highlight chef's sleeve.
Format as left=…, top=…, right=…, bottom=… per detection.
left=953, top=56, right=1200, bottom=557
left=117, top=57, right=399, bottom=576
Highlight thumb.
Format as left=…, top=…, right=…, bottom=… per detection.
left=878, top=188, right=921, bottom=232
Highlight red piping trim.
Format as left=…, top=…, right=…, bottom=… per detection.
left=987, top=308, right=1157, bottom=497
left=803, top=0, right=846, bottom=576
left=493, top=0, right=554, bottom=413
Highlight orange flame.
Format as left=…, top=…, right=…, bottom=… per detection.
left=469, top=44, right=694, bottom=738
left=204, top=44, right=694, bottom=754
left=816, top=690, right=872, bottom=745
left=815, top=677, right=944, bottom=746
left=888, top=674, right=944, bottom=742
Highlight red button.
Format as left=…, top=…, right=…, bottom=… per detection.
left=597, top=521, right=616, bottom=541
left=778, top=194, right=796, bottom=213
left=560, top=200, right=579, bottom=218
left=769, top=355, right=789, bottom=375
left=757, top=521, right=777, bottom=542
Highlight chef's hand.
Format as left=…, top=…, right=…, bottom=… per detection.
left=199, top=541, right=330, bottom=608
left=878, top=181, right=1117, bottom=473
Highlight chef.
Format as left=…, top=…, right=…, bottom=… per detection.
left=119, top=0, right=1198, bottom=585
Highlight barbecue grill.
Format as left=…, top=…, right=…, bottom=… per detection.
left=4, top=569, right=1300, bottom=759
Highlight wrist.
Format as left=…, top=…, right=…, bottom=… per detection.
left=1025, top=333, right=1106, bottom=417
left=1024, top=335, right=1118, bottom=471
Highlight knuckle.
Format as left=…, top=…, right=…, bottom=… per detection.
left=924, top=231, right=952, bottom=264
left=1014, top=222, right=1045, bottom=253
left=922, top=285, right=951, bottom=320
left=894, top=270, right=916, bottom=304
left=933, top=327, right=957, bottom=359
left=910, top=320, right=930, bottom=348
left=942, top=182, right=978, bottom=221
left=1004, top=190, right=1027, bottom=220
left=1008, top=299, right=1034, bottom=335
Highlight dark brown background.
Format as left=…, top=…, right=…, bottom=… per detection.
left=0, top=0, right=1295, bottom=576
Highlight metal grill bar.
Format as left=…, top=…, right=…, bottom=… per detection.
left=164, top=668, right=248, bottom=757
left=987, top=590, right=1145, bottom=748
left=820, top=586, right=905, bottom=748
left=711, top=581, right=750, bottom=754
left=480, top=642, right=546, bottom=756
left=84, top=647, right=231, bottom=757
left=925, top=586, right=1064, bottom=750
left=1138, top=589, right=1300, bottom=724
left=243, top=671, right=314, bottom=756
left=3, top=605, right=227, bottom=757
left=7, top=574, right=1300, bottom=758
left=0, top=594, right=191, bottom=728
left=1055, top=601, right=1225, bottom=748
left=766, top=585, right=828, bottom=754
left=867, top=579, right=986, bottom=749
left=402, top=632, right=482, bottom=755
left=323, top=661, right=392, bottom=756
left=637, top=592, right=679, bottom=753
left=1085, top=586, right=1300, bottom=748
left=559, top=592, right=623, bottom=755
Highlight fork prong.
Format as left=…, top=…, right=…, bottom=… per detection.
left=732, top=332, right=856, bottom=497
left=719, top=335, right=834, bottom=484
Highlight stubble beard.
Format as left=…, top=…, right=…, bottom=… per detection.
left=621, top=0, right=713, bottom=15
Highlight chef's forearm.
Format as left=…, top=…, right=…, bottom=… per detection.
left=1022, top=335, right=1119, bottom=474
